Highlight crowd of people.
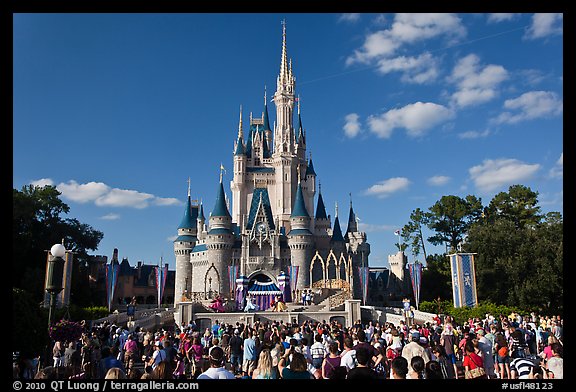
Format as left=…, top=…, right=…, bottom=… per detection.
left=13, top=310, right=563, bottom=380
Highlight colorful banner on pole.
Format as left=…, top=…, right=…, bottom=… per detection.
left=155, top=264, right=168, bottom=308
left=357, top=266, right=369, bottom=305
left=288, top=265, right=299, bottom=291
left=408, top=261, right=423, bottom=310
left=105, top=263, right=120, bottom=312
left=228, top=265, right=239, bottom=295
left=448, top=253, right=478, bottom=308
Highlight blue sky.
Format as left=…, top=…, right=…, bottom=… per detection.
left=13, top=13, right=563, bottom=270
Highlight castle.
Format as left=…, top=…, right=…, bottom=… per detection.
left=173, top=23, right=372, bottom=311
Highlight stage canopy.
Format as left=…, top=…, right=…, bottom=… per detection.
left=247, top=281, right=283, bottom=296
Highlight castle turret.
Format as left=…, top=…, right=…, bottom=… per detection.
left=314, top=184, right=331, bottom=252
left=197, top=201, right=206, bottom=241
left=174, top=180, right=197, bottom=306
left=232, top=106, right=247, bottom=225
left=206, top=173, right=234, bottom=295
left=287, top=180, right=314, bottom=290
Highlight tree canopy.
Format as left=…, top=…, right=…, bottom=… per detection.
left=13, top=185, right=104, bottom=305
left=405, top=185, right=562, bottom=315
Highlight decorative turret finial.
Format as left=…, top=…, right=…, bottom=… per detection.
left=318, top=179, right=321, bottom=193
left=219, top=163, right=226, bottom=183
left=249, top=111, right=253, bottom=123
left=238, top=105, right=243, bottom=139
left=187, top=177, right=191, bottom=197
left=297, top=164, right=301, bottom=183
left=350, top=192, right=352, bottom=207
left=335, top=202, right=339, bottom=218
left=264, top=85, right=267, bottom=106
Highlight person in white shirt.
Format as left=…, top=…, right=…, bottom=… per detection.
left=340, top=337, right=357, bottom=370
left=197, top=346, right=236, bottom=379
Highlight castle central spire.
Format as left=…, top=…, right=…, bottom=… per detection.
left=273, top=19, right=296, bottom=155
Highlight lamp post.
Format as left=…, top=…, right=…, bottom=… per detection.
left=46, top=243, right=66, bottom=329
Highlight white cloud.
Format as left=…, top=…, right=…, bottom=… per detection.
left=346, top=13, right=465, bottom=66
left=367, top=102, right=454, bottom=138
left=427, top=175, right=451, bottom=186
left=338, top=13, right=361, bottom=23
left=57, top=181, right=110, bottom=203
left=33, top=179, right=182, bottom=209
left=487, top=13, right=517, bottom=23
left=389, top=13, right=466, bottom=44
left=493, top=91, right=563, bottom=124
left=100, top=213, right=120, bottom=220
left=376, top=52, right=439, bottom=84
left=365, top=177, right=411, bottom=198
left=30, top=178, right=55, bottom=187
left=458, top=129, right=491, bottom=139
left=549, top=152, right=563, bottom=179
left=469, top=158, right=540, bottom=192
left=95, top=188, right=154, bottom=209
left=449, top=54, right=508, bottom=108
left=343, top=113, right=361, bottom=138
left=525, top=13, right=563, bottom=40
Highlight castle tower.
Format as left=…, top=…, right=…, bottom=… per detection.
left=206, top=173, right=234, bottom=295
left=388, top=251, right=408, bottom=295
left=345, top=196, right=371, bottom=299
left=272, top=21, right=299, bottom=231
left=287, top=180, right=314, bottom=290
left=173, top=180, right=197, bottom=305
left=232, top=106, right=248, bottom=225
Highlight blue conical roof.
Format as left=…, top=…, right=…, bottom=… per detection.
left=211, top=181, right=231, bottom=218
left=198, top=202, right=205, bottom=221
left=178, top=195, right=196, bottom=229
left=234, top=135, right=245, bottom=156
left=315, top=191, right=328, bottom=220
left=331, top=215, right=345, bottom=242
left=305, top=158, right=316, bottom=176
left=263, top=103, right=271, bottom=131
left=345, top=202, right=357, bottom=238
left=296, top=112, right=305, bottom=145
left=291, top=183, right=309, bottom=218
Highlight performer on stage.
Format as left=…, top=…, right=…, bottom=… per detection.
left=243, top=295, right=259, bottom=312
left=208, top=295, right=225, bottom=312
left=273, top=295, right=287, bottom=312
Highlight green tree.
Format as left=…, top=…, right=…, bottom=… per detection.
left=13, top=185, right=104, bottom=305
left=420, top=253, right=452, bottom=303
left=464, top=186, right=562, bottom=314
left=487, top=185, right=542, bottom=229
left=402, top=208, right=429, bottom=260
left=426, top=195, right=483, bottom=252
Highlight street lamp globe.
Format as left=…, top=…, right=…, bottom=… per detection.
left=50, top=243, right=66, bottom=258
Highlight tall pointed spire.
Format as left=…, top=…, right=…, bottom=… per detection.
left=238, top=105, right=243, bottom=140
left=315, top=182, right=328, bottom=220
left=179, top=180, right=195, bottom=229
left=263, top=86, right=271, bottom=131
left=345, top=192, right=358, bottom=237
left=211, top=178, right=231, bottom=218
left=291, top=182, right=309, bottom=218
left=280, top=19, right=289, bottom=83
left=331, top=202, right=345, bottom=243
left=235, top=106, right=245, bottom=155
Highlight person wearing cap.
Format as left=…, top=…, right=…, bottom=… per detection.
left=401, top=331, right=430, bottom=372
left=476, top=328, right=496, bottom=378
left=148, top=341, right=167, bottom=370
left=228, top=329, right=243, bottom=375
left=196, top=346, right=235, bottom=379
